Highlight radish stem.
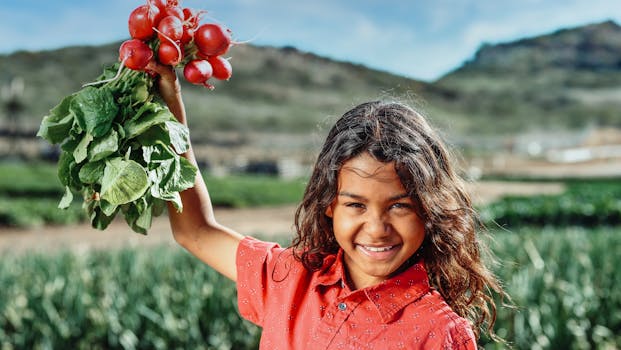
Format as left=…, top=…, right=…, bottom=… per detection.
left=153, top=27, right=182, bottom=62
left=83, top=58, right=127, bottom=87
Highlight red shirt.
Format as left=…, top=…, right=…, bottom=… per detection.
left=236, top=237, right=477, bottom=350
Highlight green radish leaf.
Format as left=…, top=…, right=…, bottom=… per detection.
left=151, top=188, right=182, bottom=212
left=88, top=129, right=119, bottom=162
left=58, top=186, right=73, bottom=209
left=165, top=121, right=190, bottom=154
left=73, top=133, right=94, bottom=163
left=132, top=82, right=150, bottom=104
left=100, top=199, right=118, bottom=217
left=132, top=197, right=153, bottom=234
left=90, top=206, right=117, bottom=230
left=58, top=151, right=82, bottom=191
left=57, top=151, right=74, bottom=187
left=150, top=156, right=196, bottom=195
left=60, top=131, right=81, bottom=153
left=37, top=94, right=75, bottom=144
left=78, top=160, right=106, bottom=184
left=114, top=123, right=126, bottom=140
left=136, top=124, right=170, bottom=148
left=71, top=86, right=118, bottom=138
left=38, top=62, right=196, bottom=234
left=100, top=158, right=149, bottom=205
left=124, top=106, right=174, bottom=138
left=38, top=114, right=75, bottom=145
left=142, top=142, right=176, bottom=164
left=165, top=157, right=197, bottom=193
left=152, top=198, right=166, bottom=217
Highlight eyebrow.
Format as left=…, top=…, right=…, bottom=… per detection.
left=338, top=191, right=410, bottom=201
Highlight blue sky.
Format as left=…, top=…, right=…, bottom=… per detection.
left=1, top=0, right=620, bottom=81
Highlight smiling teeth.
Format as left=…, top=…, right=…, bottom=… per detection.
left=364, top=246, right=393, bottom=252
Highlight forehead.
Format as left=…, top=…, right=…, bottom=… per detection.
left=338, top=153, right=400, bottom=184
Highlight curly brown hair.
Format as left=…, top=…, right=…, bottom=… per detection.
left=292, top=100, right=505, bottom=341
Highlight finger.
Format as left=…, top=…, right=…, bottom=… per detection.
left=146, top=60, right=176, bottom=81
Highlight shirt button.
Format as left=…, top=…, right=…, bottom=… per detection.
left=338, top=302, right=347, bottom=311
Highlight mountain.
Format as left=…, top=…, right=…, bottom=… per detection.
left=0, top=42, right=430, bottom=136
left=1, top=20, right=620, bottom=148
left=435, top=20, right=621, bottom=134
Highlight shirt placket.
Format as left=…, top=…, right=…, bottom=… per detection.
left=310, top=296, right=363, bottom=349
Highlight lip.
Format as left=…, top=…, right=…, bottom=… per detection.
left=356, top=244, right=401, bottom=260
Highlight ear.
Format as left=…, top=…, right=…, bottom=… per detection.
left=325, top=203, right=334, bottom=218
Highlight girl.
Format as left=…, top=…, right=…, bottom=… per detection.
left=150, top=61, right=505, bottom=349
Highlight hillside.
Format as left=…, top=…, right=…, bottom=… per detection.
left=0, top=42, right=431, bottom=135
left=436, top=20, right=621, bottom=134
left=1, top=20, right=621, bottom=157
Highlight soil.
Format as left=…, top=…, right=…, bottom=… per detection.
left=0, top=180, right=565, bottom=255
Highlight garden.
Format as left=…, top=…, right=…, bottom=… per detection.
left=1, top=161, right=620, bottom=349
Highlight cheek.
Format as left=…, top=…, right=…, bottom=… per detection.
left=331, top=210, right=360, bottom=239
left=403, top=218, right=426, bottom=246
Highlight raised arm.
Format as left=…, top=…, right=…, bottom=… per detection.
left=148, top=61, right=244, bottom=281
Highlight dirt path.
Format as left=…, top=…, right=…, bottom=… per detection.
left=0, top=181, right=565, bottom=254
left=0, top=205, right=299, bottom=255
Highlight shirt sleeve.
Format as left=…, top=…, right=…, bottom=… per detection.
left=235, top=236, right=283, bottom=326
left=443, top=316, right=478, bottom=350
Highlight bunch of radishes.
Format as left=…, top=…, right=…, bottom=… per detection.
left=120, top=0, right=233, bottom=88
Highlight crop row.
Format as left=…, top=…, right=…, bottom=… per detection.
left=0, top=162, right=305, bottom=228
left=1, top=227, right=619, bottom=349
left=0, top=246, right=260, bottom=349
left=1, top=162, right=620, bottom=229
left=479, top=179, right=621, bottom=228
left=482, top=226, right=620, bottom=349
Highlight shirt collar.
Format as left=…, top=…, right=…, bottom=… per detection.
left=313, top=250, right=344, bottom=288
left=313, top=249, right=431, bottom=323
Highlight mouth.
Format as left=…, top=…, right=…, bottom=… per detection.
left=356, top=244, right=401, bottom=260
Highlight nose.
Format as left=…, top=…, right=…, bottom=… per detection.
left=363, top=210, right=390, bottom=238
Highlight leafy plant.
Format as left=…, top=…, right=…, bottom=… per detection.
left=0, top=228, right=619, bottom=349
left=479, top=179, right=621, bottom=228
left=37, top=65, right=196, bottom=234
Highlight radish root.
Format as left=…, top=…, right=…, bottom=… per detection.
left=83, top=57, right=127, bottom=87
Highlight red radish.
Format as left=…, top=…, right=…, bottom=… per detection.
left=119, top=39, right=154, bottom=70
left=162, top=6, right=184, bottom=20
left=148, top=2, right=165, bottom=25
left=158, top=40, right=183, bottom=65
left=180, top=26, right=195, bottom=44
left=150, top=0, right=167, bottom=12
left=83, top=39, right=153, bottom=86
left=183, top=59, right=213, bottom=85
left=182, top=7, right=204, bottom=28
left=180, top=7, right=202, bottom=44
left=208, top=56, right=232, bottom=80
left=128, top=5, right=158, bottom=40
left=183, top=7, right=197, bottom=22
left=157, top=15, right=184, bottom=42
left=194, top=23, right=232, bottom=56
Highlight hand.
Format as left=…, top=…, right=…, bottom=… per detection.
left=146, top=59, right=180, bottom=96
left=145, top=60, right=186, bottom=124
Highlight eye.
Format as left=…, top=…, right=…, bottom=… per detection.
left=390, top=202, right=413, bottom=210
left=345, top=202, right=365, bottom=209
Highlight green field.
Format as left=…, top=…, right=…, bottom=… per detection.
left=3, top=161, right=621, bottom=230
left=1, top=227, right=619, bottom=349
left=0, top=162, right=306, bottom=229
left=1, top=161, right=621, bottom=349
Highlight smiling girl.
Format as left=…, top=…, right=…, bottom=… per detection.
left=151, top=61, right=505, bottom=349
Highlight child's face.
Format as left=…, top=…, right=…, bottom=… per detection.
left=326, top=152, right=425, bottom=290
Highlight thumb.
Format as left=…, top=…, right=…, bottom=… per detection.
left=146, top=60, right=181, bottom=96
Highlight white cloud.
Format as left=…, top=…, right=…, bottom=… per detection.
left=461, top=0, right=621, bottom=49
left=1, top=0, right=620, bottom=81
